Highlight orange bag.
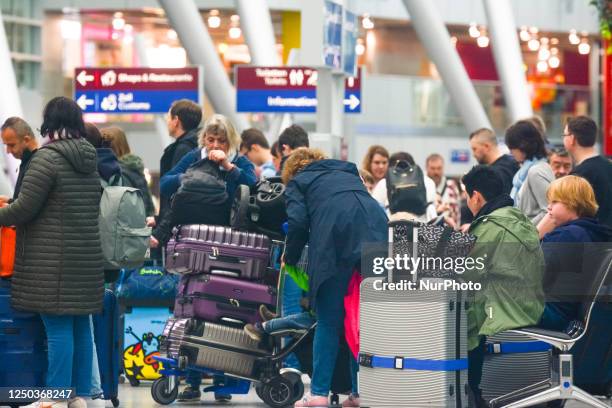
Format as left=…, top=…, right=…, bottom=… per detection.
left=0, top=226, right=17, bottom=278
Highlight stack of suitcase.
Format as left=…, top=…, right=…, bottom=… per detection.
left=162, top=225, right=278, bottom=378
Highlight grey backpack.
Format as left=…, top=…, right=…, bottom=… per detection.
left=99, top=174, right=151, bottom=270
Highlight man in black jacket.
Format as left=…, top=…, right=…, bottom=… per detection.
left=0, top=117, right=38, bottom=204
left=153, top=100, right=202, bottom=256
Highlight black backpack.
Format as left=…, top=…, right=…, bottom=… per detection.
left=171, top=159, right=230, bottom=225
left=386, top=160, right=428, bottom=215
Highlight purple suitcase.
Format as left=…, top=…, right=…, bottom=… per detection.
left=174, top=274, right=277, bottom=325
left=165, top=224, right=270, bottom=279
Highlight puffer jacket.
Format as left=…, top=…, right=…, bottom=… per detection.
left=120, top=154, right=155, bottom=216
left=0, top=138, right=104, bottom=315
left=465, top=206, right=545, bottom=350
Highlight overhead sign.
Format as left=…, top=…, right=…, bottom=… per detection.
left=236, top=66, right=361, bottom=114
left=342, top=10, right=358, bottom=77
left=74, top=67, right=202, bottom=114
left=323, top=0, right=343, bottom=70
left=451, top=149, right=471, bottom=163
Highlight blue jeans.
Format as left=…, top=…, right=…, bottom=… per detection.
left=311, top=276, right=358, bottom=397
left=263, top=312, right=315, bottom=333
left=89, top=317, right=102, bottom=396
left=282, top=275, right=304, bottom=369
left=40, top=314, right=94, bottom=397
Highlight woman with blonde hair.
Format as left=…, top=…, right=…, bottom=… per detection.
left=151, top=114, right=256, bottom=245
left=540, top=175, right=612, bottom=330
left=100, top=126, right=155, bottom=217
left=283, top=148, right=387, bottom=407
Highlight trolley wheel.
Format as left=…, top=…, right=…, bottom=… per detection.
left=151, top=377, right=178, bottom=405
left=128, top=376, right=140, bottom=387
left=281, top=371, right=304, bottom=403
left=261, top=376, right=294, bottom=408
left=330, top=393, right=340, bottom=406
left=111, top=397, right=120, bottom=407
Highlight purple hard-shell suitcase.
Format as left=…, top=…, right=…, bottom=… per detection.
left=174, top=274, right=277, bottom=325
left=165, top=224, right=271, bottom=279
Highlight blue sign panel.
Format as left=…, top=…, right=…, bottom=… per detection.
left=323, top=0, right=343, bottom=70
left=451, top=149, right=471, bottom=163
left=75, top=90, right=199, bottom=114
left=237, top=89, right=317, bottom=113
left=343, top=10, right=358, bottom=77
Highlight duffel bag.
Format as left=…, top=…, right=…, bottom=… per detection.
left=117, top=265, right=179, bottom=303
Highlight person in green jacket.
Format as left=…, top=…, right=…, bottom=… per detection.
left=462, top=165, right=545, bottom=407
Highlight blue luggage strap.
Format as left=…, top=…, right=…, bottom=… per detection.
left=486, top=341, right=551, bottom=354
left=359, top=352, right=468, bottom=371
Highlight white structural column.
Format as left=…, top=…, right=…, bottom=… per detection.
left=0, top=10, right=21, bottom=191
left=483, top=0, right=533, bottom=122
left=401, top=0, right=491, bottom=132
left=134, top=33, right=173, bottom=148
left=158, top=0, right=249, bottom=131
left=236, top=0, right=279, bottom=66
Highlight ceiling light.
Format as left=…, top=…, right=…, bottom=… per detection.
left=477, top=35, right=489, bottom=48
left=218, top=42, right=228, bottom=54
left=537, top=60, right=548, bottom=73
left=529, top=26, right=539, bottom=34
left=469, top=22, right=480, bottom=38
left=362, top=14, right=374, bottom=30
left=230, top=15, right=240, bottom=23
left=519, top=28, right=531, bottom=42
left=229, top=26, right=241, bottom=39
left=124, top=24, right=133, bottom=33
left=578, top=40, right=591, bottom=55
left=569, top=29, right=580, bottom=45
left=208, top=10, right=221, bottom=29
left=540, top=37, right=549, bottom=45
left=549, top=55, right=560, bottom=68
left=450, top=36, right=458, bottom=46
left=551, top=37, right=559, bottom=45
left=111, top=31, right=120, bottom=40
left=528, top=38, right=540, bottom=51
left=112, top=16, right=125, bottom=30
left=538, top=47, right=551, bottom=60
left=355, top=39, right=365, bottom=56
left=551, top=47, right=559, bottom=55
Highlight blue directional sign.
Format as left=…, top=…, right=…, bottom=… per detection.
left=236, top=66, right=361, bottom=114
left=323, top=0, right=343, bottom=70
left=74, top=67, right=202, bottom=114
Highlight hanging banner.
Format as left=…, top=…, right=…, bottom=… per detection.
left=323, top=0, right=343, bottom=70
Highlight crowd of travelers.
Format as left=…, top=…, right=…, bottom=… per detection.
left=0, top=95, right=610, bottom=407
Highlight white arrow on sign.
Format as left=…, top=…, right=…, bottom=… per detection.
left=76, top=70, right=94, bottom=87
left=344, top=93, right=360, bottom=111
left=76, top=94, right=94, bottom=110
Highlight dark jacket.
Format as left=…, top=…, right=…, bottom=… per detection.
left=12, top=148, right=36, bottom=201
left=158, top=128, right=199, bottom=222
left=0, top=138, right=104, bottom=314
left=284, top=160, right=388, bottom=309
left=160, top=128, right=199, bottom=178
left=96, top=147, right=122, bottom=183
left=120, top=154, right=155, bottom=217
left=153, top=149, right=257, bottom=243
left=541, top=218, right=612, bottom=321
